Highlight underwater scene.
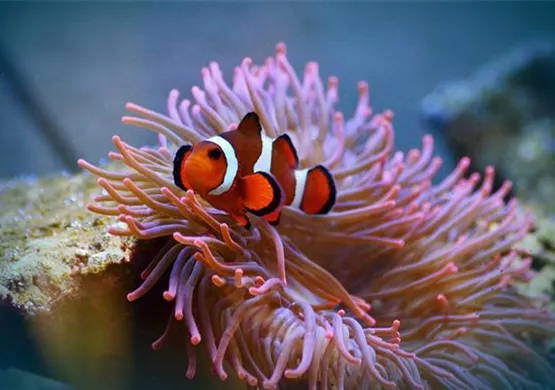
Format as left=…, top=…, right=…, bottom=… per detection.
left=1, top=2, right=555, bottom=390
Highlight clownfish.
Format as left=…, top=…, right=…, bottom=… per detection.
left=172, top=112, right=336, bottom=229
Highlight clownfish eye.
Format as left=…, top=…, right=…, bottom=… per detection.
left=208, top=148, right=222, bottom=160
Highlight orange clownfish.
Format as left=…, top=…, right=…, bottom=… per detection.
left=172, top=112, right=336, bottom=229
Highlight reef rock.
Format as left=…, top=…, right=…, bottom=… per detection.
left=515, top=203, right=555, bottom=312
left=0, top=169, right=239, bottom=390
left=0, top=169, right=134, bottom=315
left=421, top=41, right=555, bottom=341
left=0, top=169, right=135, bottom=389
left=421, top=41, right=555, bottom=215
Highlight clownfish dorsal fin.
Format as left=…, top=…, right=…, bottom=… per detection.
left=242, top=171, right=283, bottom=216
left=173, top=144, right=193, bottom=191
left=236, top=112, right=263, bottom=138
left=273, top=133, right=299, bottom=169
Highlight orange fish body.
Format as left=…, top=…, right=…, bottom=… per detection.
left=172, top=112, right=336, bottom=228
left=262, top=133, right=336, bottom=225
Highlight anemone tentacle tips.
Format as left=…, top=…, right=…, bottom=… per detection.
left=79, top=42, right=555, bottom=390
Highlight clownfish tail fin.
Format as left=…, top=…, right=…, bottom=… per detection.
left=242, top=171, right=283, bottom=217
left=173, top=145, right=192, bottom=191
left=299, top=165, right=337, bottom=215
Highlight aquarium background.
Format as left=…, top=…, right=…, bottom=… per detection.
left=2, top=2, right=555, bottom=181
left=1, top=2, right=555, bottom=390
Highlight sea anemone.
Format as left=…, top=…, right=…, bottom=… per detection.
left=78, top=43, right=555, bottom=389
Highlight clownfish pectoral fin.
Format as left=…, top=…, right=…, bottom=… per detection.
left=230, top=213, right=251, bottom=230
left=300, top=165, right=337, bottom=215
left=263, top=210, right=282, bottom=226
left=236, top=112, right=263, bottom=138
left=242, top=172, right=283, bottom=217
left=173, top=145, right=193, bottom=191
left=273, top=133, right=299, bottom=169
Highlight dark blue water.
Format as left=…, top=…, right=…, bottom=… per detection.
left=1, top=2, right=555, bottom=390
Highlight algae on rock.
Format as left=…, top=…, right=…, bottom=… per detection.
left=0, top=169, right=134, bottom=315
left=0, top=168, right=139, bottom=390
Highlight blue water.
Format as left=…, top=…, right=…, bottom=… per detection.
left=1, top=2, right=555, bottom=390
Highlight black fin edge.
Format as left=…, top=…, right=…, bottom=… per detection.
left=232, top=214, right=252, bottom=230
left=311, top=165, right=337, bottom=215
left=245, top=171, right=283, bottom=217
left=172, top=145, right=192, bottom=191
left=238, top=112, right=263, bottom=134
left=276, top=133, right=299, bottom=168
